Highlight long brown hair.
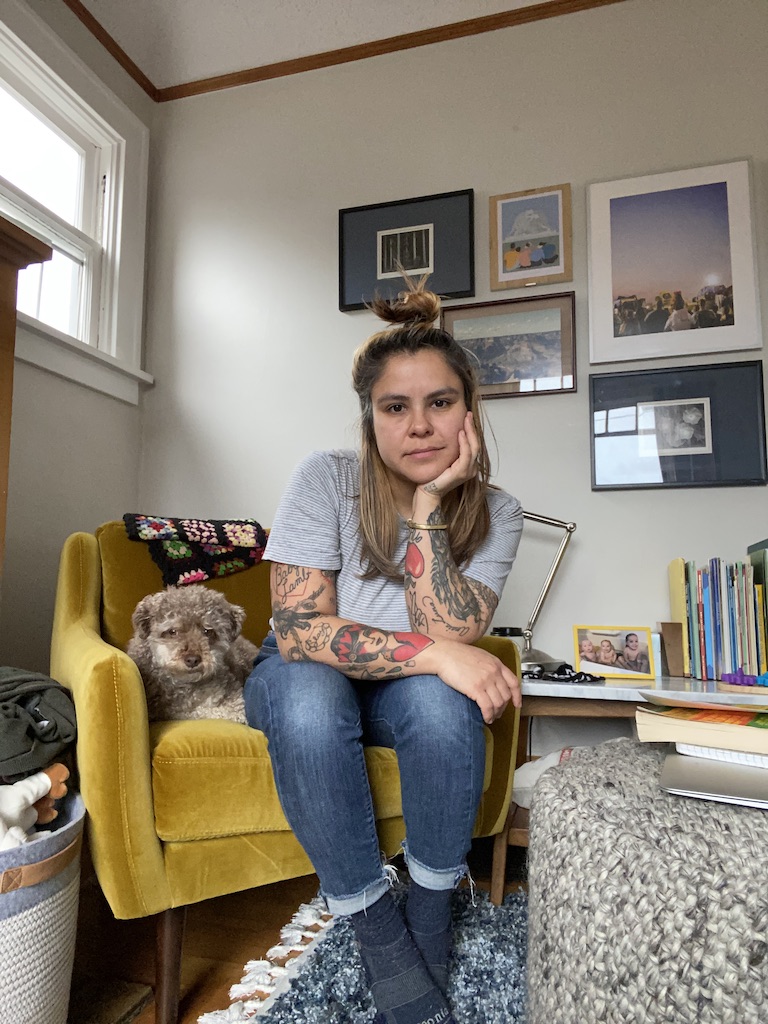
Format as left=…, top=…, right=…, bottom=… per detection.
left=352, top=276, right=492, bottom=580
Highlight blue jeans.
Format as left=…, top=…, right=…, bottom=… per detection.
left=244, top=634, right=486, bottom=915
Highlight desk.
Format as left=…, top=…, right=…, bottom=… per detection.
left=490, top=675, right=753, bottom=901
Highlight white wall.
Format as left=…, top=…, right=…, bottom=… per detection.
left=0, top=0, right=153, bottom=673
left=0, top=364, right=142, bottom=670
left=140, top=0, right=768, bottom=695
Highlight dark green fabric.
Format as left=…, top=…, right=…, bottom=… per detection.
left=0, top=667, right=77, bottom=780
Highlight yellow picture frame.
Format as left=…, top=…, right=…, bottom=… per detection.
left=573, top=624, right=655, bottom=680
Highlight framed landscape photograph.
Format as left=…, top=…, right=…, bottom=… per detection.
left=339, top=189, right=474, bottom=311
left=590, top=361, right=768, bottom=491
left=573, top=625, right=655, bottom=680
left=489, top=183, right=572, bottom=290
left=442, top=292, right=575, bottom=399
left=588, top=160, right=761, bottom=363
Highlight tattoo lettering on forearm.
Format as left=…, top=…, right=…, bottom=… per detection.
left=273, top=564, right=314, bottom=603
left=422, top=482, right=441, bottom=495
left=422, top=596, right=470, bottom=636
left=305, top=622, right=332, bottom=652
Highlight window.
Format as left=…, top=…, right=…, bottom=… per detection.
left=0, top=6, right=151, bottom=401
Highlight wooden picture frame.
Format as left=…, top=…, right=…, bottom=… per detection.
left=338, top=189, right=474, bottom=311
left=590, top=360, right=768, bottom=491
left=442, top=292, right=576, bottom=399
left=489, top=183, right=572, bottom=290
left=574, top=625, right=656, bottom=680
left=587, top=160, right=762, bottom=363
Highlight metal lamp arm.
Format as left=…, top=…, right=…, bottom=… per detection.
left=522, top=512, right=576, bottom=638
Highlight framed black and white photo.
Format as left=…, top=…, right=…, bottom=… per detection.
left=590, top=361, right=768, bottom=490
left=442, top=292, right=575, bottom=399
left=587, top=161, right=762, bottom=363
left=339, top=190, right=474, bottom=311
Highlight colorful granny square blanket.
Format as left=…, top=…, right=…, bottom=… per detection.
left=123, top=514, right=267, bottom=587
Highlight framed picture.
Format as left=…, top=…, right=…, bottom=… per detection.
left=489, top=183, right=572, bottom=290
left=442, top=292, right=576, bottom=399
left=590, top=360, right=768, bottom=491
left=339, top=189, right=474, bottom=311
left=587, top=160, right=762, bottom=363
left=573, top=625, right=656, bottom=680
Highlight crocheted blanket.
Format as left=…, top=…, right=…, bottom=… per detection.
left=527, top=738, right=768, bottom=1024
left=123, top=514, right=267, bottom=587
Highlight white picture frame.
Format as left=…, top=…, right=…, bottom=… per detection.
left=587, top=160, right=761, bottom=364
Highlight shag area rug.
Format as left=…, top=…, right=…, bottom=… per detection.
left=199, top=886, right=528, bottom=1024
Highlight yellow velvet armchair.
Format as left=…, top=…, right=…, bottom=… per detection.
left=50, top=520, right=520, bottom=1024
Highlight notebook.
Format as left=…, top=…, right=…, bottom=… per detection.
left=660, top=753, right=768, bottom=810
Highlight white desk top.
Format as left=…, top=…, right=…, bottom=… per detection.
left=521, top=675, right=768, bottom=703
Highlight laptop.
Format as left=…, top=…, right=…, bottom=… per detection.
left=660, top=753, right=768, bottom=810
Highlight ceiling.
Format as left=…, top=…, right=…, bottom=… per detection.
left=63, top=0, right=622, bottom=100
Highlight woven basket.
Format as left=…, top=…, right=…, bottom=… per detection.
left=0, top=792, right=85, bottom=1024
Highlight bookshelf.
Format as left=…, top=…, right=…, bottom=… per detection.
left=668, top=547, right=768, bottom=684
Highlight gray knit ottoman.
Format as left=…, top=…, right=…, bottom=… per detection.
left=527, top=738, right=768, bottom=1024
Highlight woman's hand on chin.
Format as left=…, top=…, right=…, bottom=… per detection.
left=418, top=411, right=480, bottom=500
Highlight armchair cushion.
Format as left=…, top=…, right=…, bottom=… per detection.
left=150, top=721, right=493, bottom=843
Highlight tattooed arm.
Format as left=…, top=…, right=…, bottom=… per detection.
left=404, top=411, right=498, bottom=643
left=270, top=561, right=519, bottom=720
left=404, top=509, right=498, bottom=644
left=270, top=562, right=434, bottom=679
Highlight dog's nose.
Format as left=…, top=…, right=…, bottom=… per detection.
left=184, top=654, right=201, bottom=669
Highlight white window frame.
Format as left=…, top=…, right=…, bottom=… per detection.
left=0, top=1, right=152, bottom=403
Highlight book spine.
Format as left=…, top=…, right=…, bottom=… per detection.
left=709, top=557, right=723, bottom=680
left=753, top=589, right=765, bottom=675
left=687, top=561, right=701, bottom=679
left=697, top=569, right=707, bottom=681
left=702, top=568, right=715, bottom=680
left=746, top=561, right=758, bottom=675
left=667, top=557, right=691, bottom=677
left=720, top=558, right=733, bottom=676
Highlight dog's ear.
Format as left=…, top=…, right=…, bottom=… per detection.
left=131, top=592, right=163, bottom=639
left=225, top=602, right=246, bottom=641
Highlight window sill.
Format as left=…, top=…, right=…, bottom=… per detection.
left=14, top=314, right=153, bottom=404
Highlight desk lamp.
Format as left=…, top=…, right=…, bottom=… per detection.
left=497, top=511, right=577, bottom=673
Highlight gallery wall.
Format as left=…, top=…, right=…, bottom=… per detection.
left=139, top=0, right=768, bottom=711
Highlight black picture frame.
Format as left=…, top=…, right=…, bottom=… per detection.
left=590, top=360, right=768, bottom=491
left=442, top=291, right=576, bottom=399
left=338, top=189, right=474, bottom=312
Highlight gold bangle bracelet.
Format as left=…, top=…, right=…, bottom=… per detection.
left=406, top=519, right=448, bottom=531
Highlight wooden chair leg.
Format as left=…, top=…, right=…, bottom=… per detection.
left=489, top=809, right=512, bottom=907
left=155, top=905, right=187, bottom=1024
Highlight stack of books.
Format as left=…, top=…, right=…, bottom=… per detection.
left=635, top=690, right=768, bottom=769
left=667, top=537, right=768, bottom=680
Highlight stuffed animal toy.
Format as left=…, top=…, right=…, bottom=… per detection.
left=0, top=763, right=70, bottom=850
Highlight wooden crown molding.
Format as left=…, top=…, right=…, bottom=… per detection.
left=62, top=0, right=627, bottom=103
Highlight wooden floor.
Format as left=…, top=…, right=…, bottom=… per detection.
left=71, top=837, right=527, bottom=1024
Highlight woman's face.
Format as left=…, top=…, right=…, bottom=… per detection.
left=370, top=349, right=468, bottom=498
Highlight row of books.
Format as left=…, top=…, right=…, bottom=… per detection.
left=635, top=691, right=768, bottom=768
left=667, top=538, right=768, bottom=680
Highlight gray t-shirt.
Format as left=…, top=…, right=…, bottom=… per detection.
left=265, top=449, right=523, bottom=632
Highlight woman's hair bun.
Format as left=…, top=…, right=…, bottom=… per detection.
left=369, top=273, right=441, bottom=328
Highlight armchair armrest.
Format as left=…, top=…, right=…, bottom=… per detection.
left=472, top=635, right=521, bottom=837
left=51, top=532, right=172, bottom=919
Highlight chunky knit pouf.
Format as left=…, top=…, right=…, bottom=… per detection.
left=527, top=738, right=768, bottom=1024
